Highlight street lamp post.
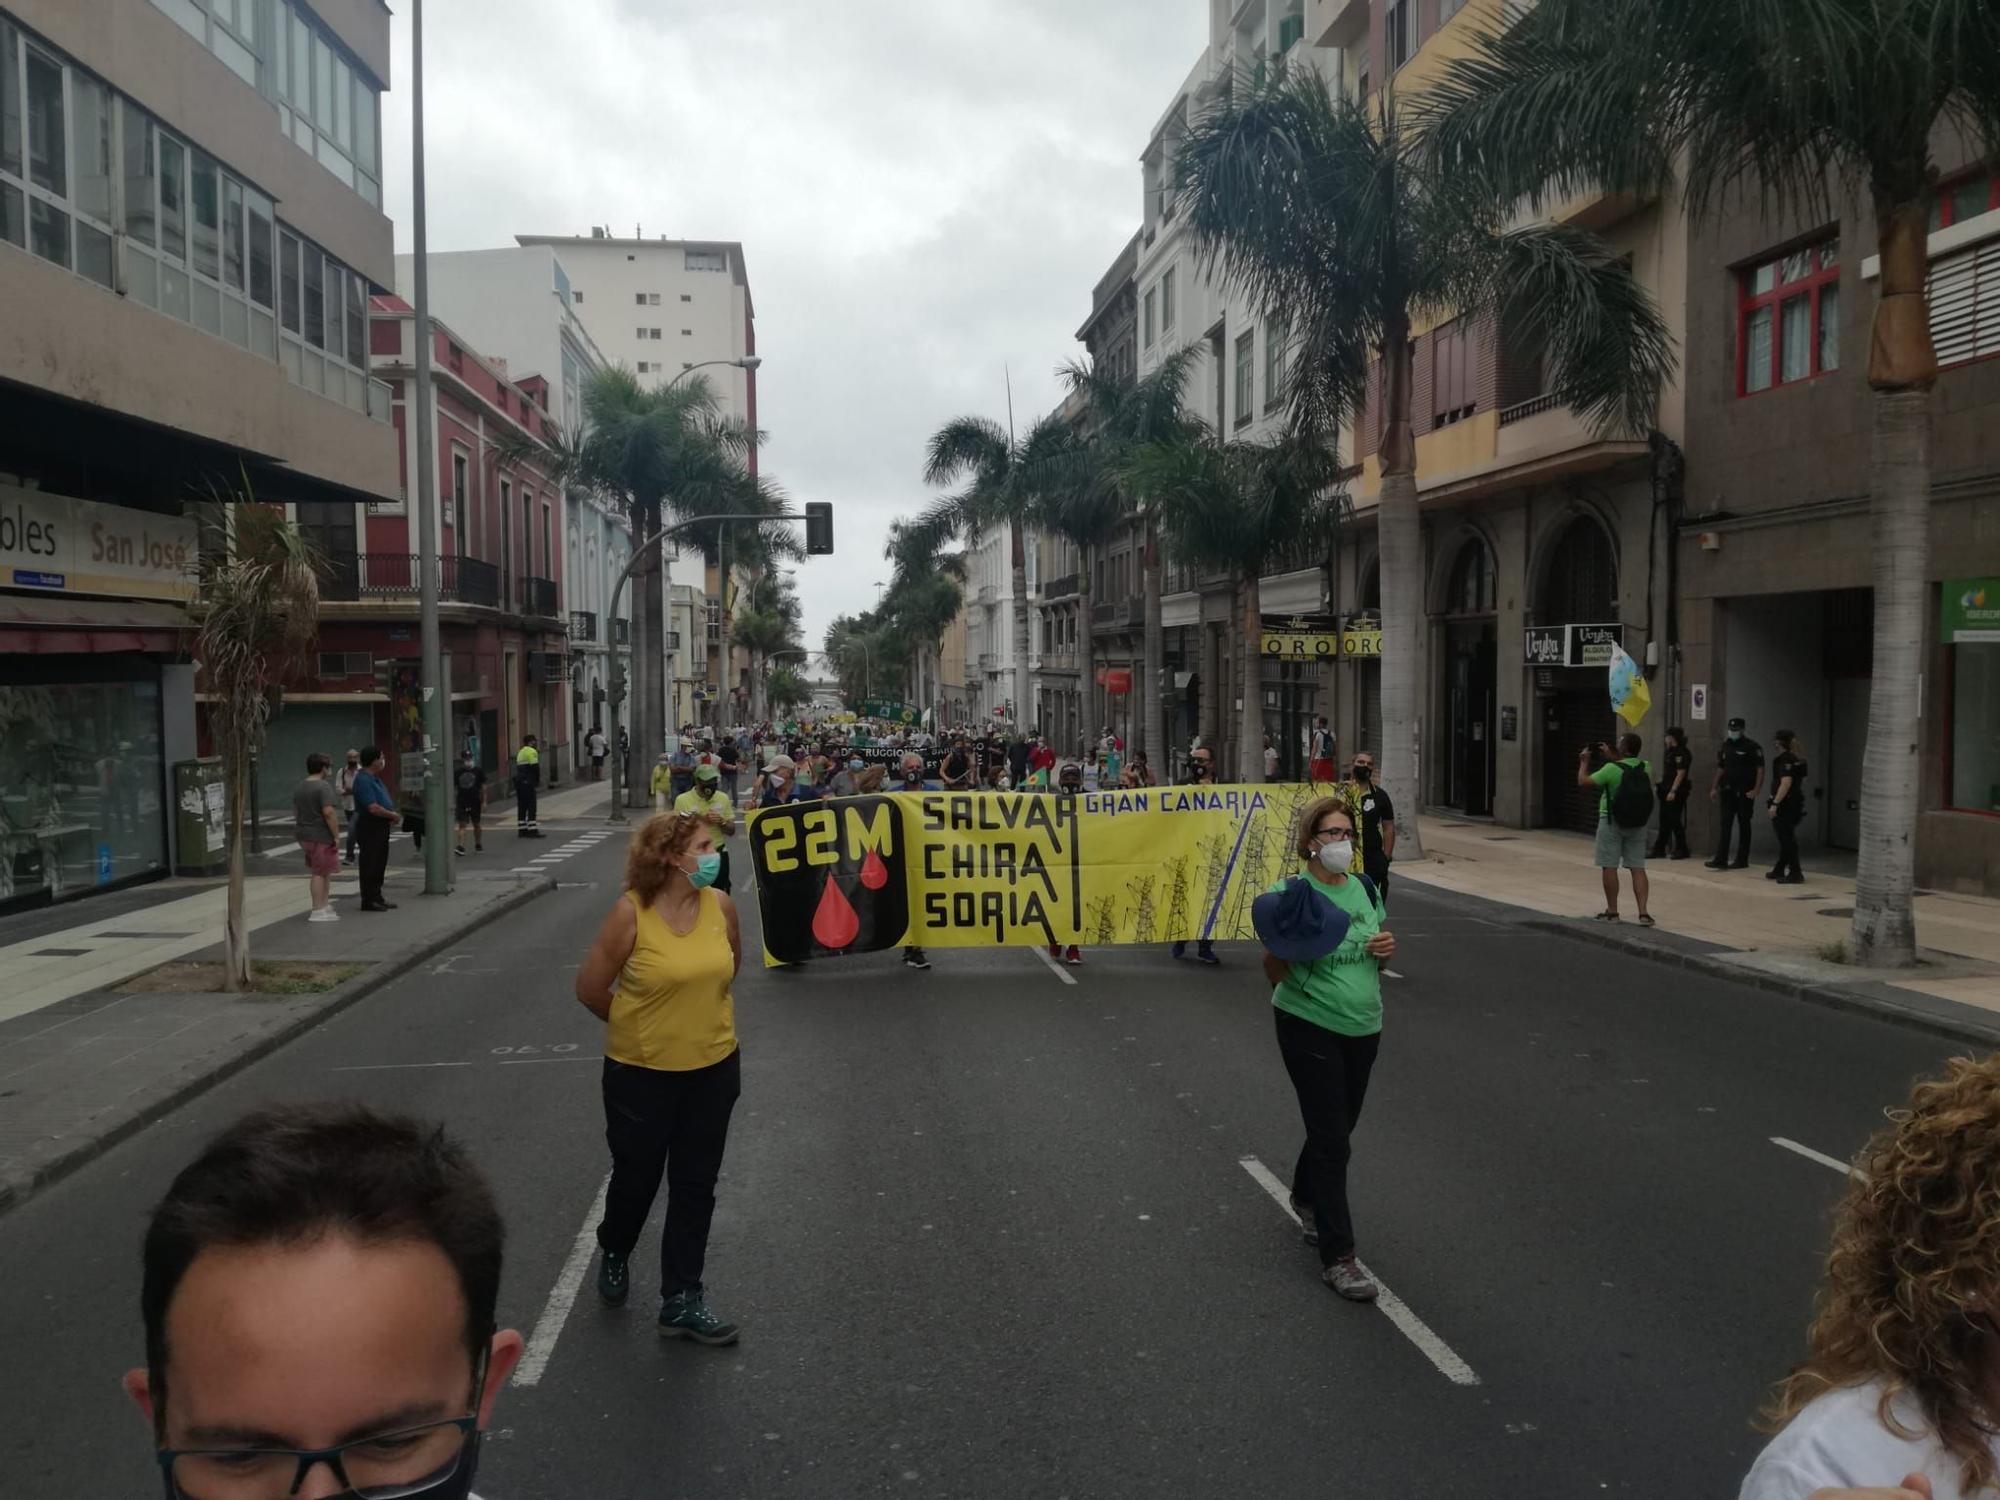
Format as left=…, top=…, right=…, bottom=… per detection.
left=408, top=0, right=449, bottom=897
left=607, top=508, right=799, bottom=824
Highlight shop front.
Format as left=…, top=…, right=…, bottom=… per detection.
left=1259, top=614, right=1335, bottom=781
left=1930, top=578, right=2000, bottom=893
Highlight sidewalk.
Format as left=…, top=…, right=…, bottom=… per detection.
left=0, top=859, right=552, bottom=1214
left=1401, top=815, right=2000, bottom=1042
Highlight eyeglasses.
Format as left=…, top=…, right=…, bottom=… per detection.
left=157, top=1416, right=476, bottom=1500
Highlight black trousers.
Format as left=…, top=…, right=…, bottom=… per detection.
left=1772, top=808, right=1803, bottom=880
left=1651, top=791, right=1690, bottom=858
left=1363, top=857, right=1391, bottom=908
left=1276, top=1008, right=1381, bottom=1264
left=355, top=815, right=391, bottom=905
left=597, top=1051, right=741, bottom=1299
left=1713, top=787, right=1754, bottom=865
left=515, top=779, right=538, bottom=828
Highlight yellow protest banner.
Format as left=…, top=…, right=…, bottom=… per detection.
left=746, top=784, right=1353, bottom=966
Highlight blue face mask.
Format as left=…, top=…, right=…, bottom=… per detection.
left=688, top=852, right=723, bottom=889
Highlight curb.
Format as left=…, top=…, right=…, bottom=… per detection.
left=1519, top=914, right=2000, bottom=1050
left=0, top=877, right=554, bottom=1219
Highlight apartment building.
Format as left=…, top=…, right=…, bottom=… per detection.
left=1135, top=1, right=1338, bottom=780
left=0, top=0, right=396, bottom=910
left=963, top=520, right=1027, bottom=725
left=518, top=231, right=758, bottom=721
left=400, top=245, right=628, bottom=776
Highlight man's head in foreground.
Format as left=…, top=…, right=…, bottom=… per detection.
left=127, top=1104, right=521, bottom=1499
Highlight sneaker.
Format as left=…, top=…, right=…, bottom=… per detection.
left=307, top=906, right=340, bottom=923
left=658, top=1289, right=739, bottom=1346
left=1171, top=942, right=1189, bottom=960
left=597, top=1248, right=629, bottom=1307
left=1048, top=943, right=1061, bottom=959
left=1323, top=1256, right=1379, bottom=1302
left=1064, top=945, right=1082, bottom=966
left=904, top=948, right=932, bottom=971
left=455, top=843, right=467, bottom=855
left=1196, top=945, right=1220, bottom=966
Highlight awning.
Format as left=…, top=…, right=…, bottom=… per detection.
left=0, top=594, right=191, bottom=655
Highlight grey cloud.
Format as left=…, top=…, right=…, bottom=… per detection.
left=386, top=0, right=1197, bottom=647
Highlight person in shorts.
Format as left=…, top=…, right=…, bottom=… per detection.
left=294, top=753, right=342, bottom=923
left=1580, top=733, right=1653, bottom=926
left=454, top=750, right=487, bottom=854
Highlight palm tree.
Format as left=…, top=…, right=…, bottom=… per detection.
left=1127, top=429, right=1345, bottom=783
left=883, top=522, right=969, bottom=724
left=826, top=615, right=901, bottom=705
left=1051, top=349, right=1206, bottom=763
left=1176, top=63, right=1673, bottom=853
left=1417, top=1, right=2000, bottom=963
left=918, top=416, right=1041, bottom=729
left=732, top=569, right=804, bottom=721
left=191, top=501, right=321, bottom=992
left=767, top=663, right=810, bottom=717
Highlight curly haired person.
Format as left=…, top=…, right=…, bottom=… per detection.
left=1741, top=1054, right=2000, bottom=1500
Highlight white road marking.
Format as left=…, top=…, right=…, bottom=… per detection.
left=1032, top=946, right=1078, bottom=986
left=1383, top=969, right=1406, bottom=980
left=1239, top=1155, right=1480, bottom=1387
left=513, top=1173, right=613, bottom=1388
left=497, top=1056, right=599, bottom=1065
left=1771, top=1136, right=1862, bottom=1179
left=331, top=1061, right=474, bottom=1072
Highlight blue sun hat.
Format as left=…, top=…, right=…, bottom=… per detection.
left=1251, top=877, right=1354, bottom=963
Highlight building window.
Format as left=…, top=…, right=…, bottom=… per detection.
left=1143, top=288, right=1157, bottom=347
left=1385, top=0, right=1416, bottom=71
left=449, top=448, right=468, bottom=530
left=1928, top=239, right=2000, bottom=369
left=1431, top=317, right=1475, bottom=426
left=685, top=248, right=727, bottom=273
left=1234, top=331, right=1255, bottom=427
left=1931, top=167, right=1999, bottom=232
left=1739, top=239, right=1840, bottom=394
left=270, top=1, right=382, bottom=206
left=681, top=328, right=692, bottom=336
left=637, top=361, right=651, bottom=374
left=1264, top=313, right=1289, bottom=410
left=1950, top=631, right=2000, bottom=813
left=680, top=293, right=692, bottom=302
left=1161, top=267, right=1176, bottom=334
left=650, top=328, right=662, bottom=339
left=572, top=289, right=584, bottom=302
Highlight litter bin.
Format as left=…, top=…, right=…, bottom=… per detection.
left=173, top=758, right=229, bottom=877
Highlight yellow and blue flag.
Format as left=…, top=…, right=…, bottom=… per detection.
left=1609, top=645, right=1651, bottom=728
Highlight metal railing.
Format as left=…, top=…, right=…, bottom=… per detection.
left=569, top=609, right=599, bottom=642
left=1042, top=572, right=1080, bottom=600
left=518, top=575, right=560, bottom=618
left=1499, top=392, right=1562, bottom=426
left=323, top=553, right=501, bottom=607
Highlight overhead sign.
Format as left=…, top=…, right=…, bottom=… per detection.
left=1942, top=578, right=2000, bottom=643
left=1524, top=622, right=1625, bottom=667
left=1261, top=613, right=1341, bottom=660
left=0, top=484, right=198, bottom=602
left=1096, top=667, right=1132, bottom=694
left=1341, top=627, right=1382, bottom=658
left=860, top=699, right=919, bottom=725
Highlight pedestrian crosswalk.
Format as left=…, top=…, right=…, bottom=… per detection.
left=511, top=827, right=620, bottom=875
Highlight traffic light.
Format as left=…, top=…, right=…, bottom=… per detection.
left=804, top=501, right=834, bottom=556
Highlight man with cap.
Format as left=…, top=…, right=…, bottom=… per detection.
left=674, top=761, right=739, bottom=893
left=1255, top=794, right=1395, bottom=1303
left=1706, top=716, right=1765, bottom=870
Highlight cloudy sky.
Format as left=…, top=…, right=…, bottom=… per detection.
left=382, top=0, right=1202, bottom=653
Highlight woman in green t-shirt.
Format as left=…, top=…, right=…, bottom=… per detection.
left=1259, top=796, right=1397, bottom=1302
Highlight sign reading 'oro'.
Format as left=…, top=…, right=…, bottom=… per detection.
left=0, top=485, right=198, bottom=602
left=747, top=782, right=1355, bottom=967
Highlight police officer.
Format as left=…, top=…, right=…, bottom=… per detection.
left=514, top=734, right=544, bottom=838
left=1705, top=716, right=1763, bottom=870
left=1766, top=730, right=1810, bottom=885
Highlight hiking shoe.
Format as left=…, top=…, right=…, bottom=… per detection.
left=659, top=1289, right=738, bottom=1345
left=1323, top=1256, right=1378, bottom=1302
left=904, top=948, right=931, bottom=970
left=597, top=1249, right=629, bottom=1307
left=1064, top=945, right=1082, bottom=966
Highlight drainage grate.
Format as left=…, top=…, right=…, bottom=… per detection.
left=31, top=947, right=92, bottom=957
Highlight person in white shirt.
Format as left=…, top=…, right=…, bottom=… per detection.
left=1740, top=1054, right=2000, bottom=1500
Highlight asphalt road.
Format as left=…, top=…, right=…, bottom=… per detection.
left=0, top=815, right=1971, bottom=1499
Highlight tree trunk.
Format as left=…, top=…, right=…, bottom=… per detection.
left=1849, top=199, right=1938, bottom=968
left=1011, top=521, right=1031, bottom=732
left=1241, top=571, right=1266, bottom=784
left=223, top=752, right=249, bottom=992
left=1077, top=543, right=1097, bottom=774
left=1141, top=518, right=1163, bottom=765
left=717, top=525, right=734, bottom=729
left=1376, top=318, right=1426, bottom=859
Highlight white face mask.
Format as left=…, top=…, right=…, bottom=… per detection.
left=1317, top=839, right=1353, bottom=871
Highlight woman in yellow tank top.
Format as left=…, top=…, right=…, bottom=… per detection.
left=574, top=811, right=743, bottom=1345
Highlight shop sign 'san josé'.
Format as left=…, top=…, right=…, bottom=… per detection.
left=0, top=484, right=198, bottom=602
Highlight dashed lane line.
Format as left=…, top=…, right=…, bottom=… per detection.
left=1238, top=1155, right=1480, bottom=1387
left=1770, top=1136, right=1862, bottom=1179
left=1033, top=946, right=1079, bottom=986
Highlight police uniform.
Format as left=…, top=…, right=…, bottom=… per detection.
left=514, top=741, right=542, bottom=835
left=1707, top=720, right=1763, bottom=869
left=1767, top=740, right=1810, bottom=883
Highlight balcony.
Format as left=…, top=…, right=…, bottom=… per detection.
left=519, top=576, right=561, bottom=619
left=569, top=610, right=599, bottom=643
left=321, top=553, right=501, bottom=608
left=1090, top=597, right=1144, bottom=631
left=977, top=583, right=1000, bottom=605
left=1307, top=0, right=1369, bottom=49
left=1042, top=572, right=1080, bottom=601
left=978, top=652, right=1001, bottom=674
left=1499, top=392, right=1562, bottom=427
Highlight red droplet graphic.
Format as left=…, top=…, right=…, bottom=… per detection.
left=858, top=848, right=889, bottom=890
left=810, top=876, right=860, bottom=950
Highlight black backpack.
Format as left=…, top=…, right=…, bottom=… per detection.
left=1609, top=760, right=1655, bottom=830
